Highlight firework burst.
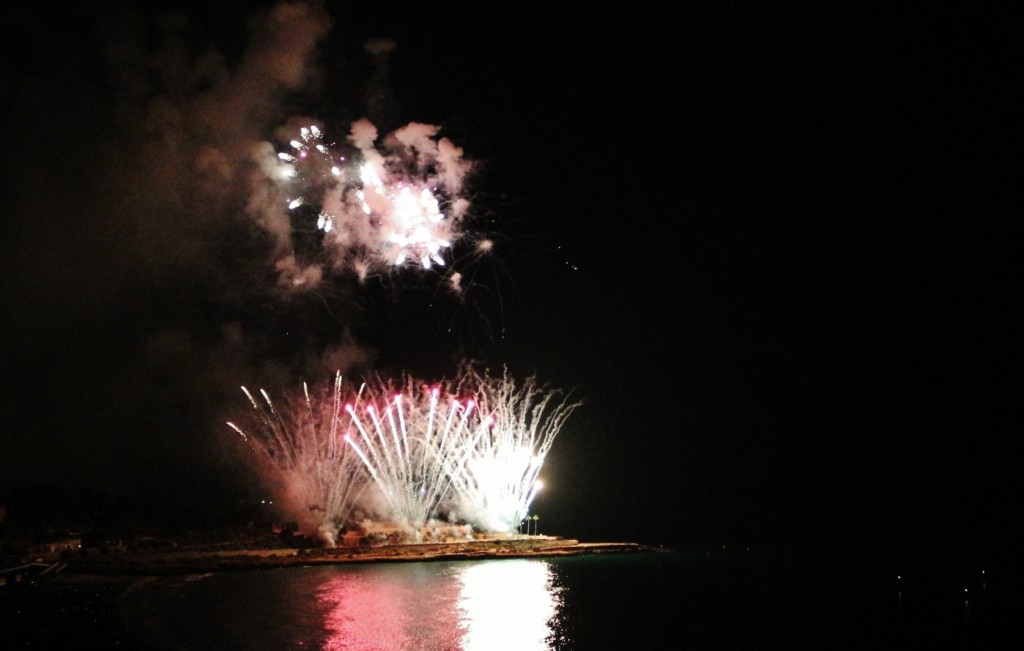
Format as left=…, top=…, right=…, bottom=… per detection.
left=272, top=119, right=473, bottom=279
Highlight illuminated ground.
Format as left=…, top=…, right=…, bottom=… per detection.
left=61, top=536, right=655, bottom=576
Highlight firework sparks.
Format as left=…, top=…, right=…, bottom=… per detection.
left=272, top=119, right=472, bottom=277
left=227, top=372, right=368, bottom=544
left=342, top=374, right=495, bottom=528
left=280, top=125, right=346, bottom=196
left=445, top=367, right=581, bottom=533
left=229, top=366, right=580, bottom=537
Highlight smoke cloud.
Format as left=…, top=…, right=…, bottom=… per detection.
left=0, top=1, right=489, bottom=494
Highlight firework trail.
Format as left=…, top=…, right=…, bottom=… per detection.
left=271, top=118, right=473, bottom=282
left=342, top=373, right=494, bottom=529
left=445, top=366, right=582, bottom=533
left=229, top=366, right=579, bottom=537
left=227, top=372, right=368, bottom=543
left=343, top=366, right=581, bottom=533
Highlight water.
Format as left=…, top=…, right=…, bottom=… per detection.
left=120, top=546, right=1017, bottom=650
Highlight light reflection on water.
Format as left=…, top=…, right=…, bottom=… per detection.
left=126, top=558, right=563, bottom=650
left=122, top=549, right=1010, bottom=650
left=457, top=561, right=560, bottom=651
left=318, top=559, right=559, bottom=651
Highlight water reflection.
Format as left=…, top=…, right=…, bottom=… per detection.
left=458, top=560, right=560, bottom=651
left=319, top=563, right=462, bottom=650
left=318, top=559, right=560, bottom=650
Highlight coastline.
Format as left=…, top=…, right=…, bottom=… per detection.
left=4, top=536, right=659, bottom=648
left=61, top=536, right=658, bottom=576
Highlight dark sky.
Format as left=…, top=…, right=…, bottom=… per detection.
left=1, top=1, right=1018, bottom=552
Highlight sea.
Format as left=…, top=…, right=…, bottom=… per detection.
left=117, top=543, right=1019, bottom=650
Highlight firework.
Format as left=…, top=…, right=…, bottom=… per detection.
left=273, top=119, right=472, bottom=277
left=444, top=367, right=581, bottom=533
left=343, top=373, right=494, bottom=529
left=229, top=366, right=580, bottom=537
left=343, top=366, right=581, bottom=533
left=227, top=372, right=368, bottom=543
left=279, top=125, right=346, bottom=201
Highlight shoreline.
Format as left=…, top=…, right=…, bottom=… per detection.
left=61, top=536, right=659, bottom=577
left=4, top=536, right=660, bottom=647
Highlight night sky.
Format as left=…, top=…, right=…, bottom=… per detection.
left=1, top=2, right=1018, bottom=554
